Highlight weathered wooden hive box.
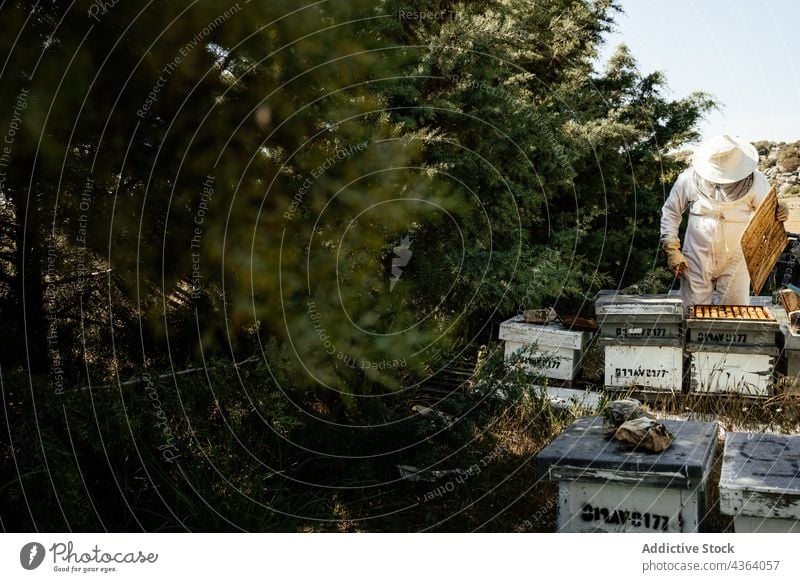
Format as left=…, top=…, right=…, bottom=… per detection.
left=594, top=292, right=684, bottom=393
left=498, top=316, right=591, bottom=382
left=719, top=432, right=800, bottom=532
left=777, top=288, right=800, bottom=389
left=686, top=304, right=779, bottom=396
left=536, top=416, right=718, bottom=533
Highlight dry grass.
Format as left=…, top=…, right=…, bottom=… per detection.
left=632, top=389, right=800, bottom=435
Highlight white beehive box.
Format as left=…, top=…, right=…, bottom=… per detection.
left=720, top=432, right=800, bottom=532
left=600, top=339, right=683, bottom=393
left=498, top=316, right=591, bottom=382
left=536, top=416, right=718, bottom=533
left=689, top=349, right=776, bottom=396
left=595, top=292, right=684, bottom=339
left=594, top=292, right=685, bottom=393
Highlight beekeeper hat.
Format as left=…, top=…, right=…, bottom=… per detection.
left=691, top=134, right=759, bottom=184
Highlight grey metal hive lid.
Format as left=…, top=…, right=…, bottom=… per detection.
left=594, top=292, right=684, bottom=317
left=720, top=432, right=800, bottom=496
left=535, top=416, right=718, bottom=479
left=781, top=322, right=800, bottom=350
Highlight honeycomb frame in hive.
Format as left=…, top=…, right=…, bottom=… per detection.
left=690, top=305, right=775, bottom=321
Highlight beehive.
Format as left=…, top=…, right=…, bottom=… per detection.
left=778, top=288, right=800, bottom=390
left=536, top=416, right=718, bottom=533
left=498, top=316, right=591, bottom=382
left=594, top=293, right=684, bottom=393
left=719, top=432, right=800, bottom=532
left=686, top=304, right=779, bottom=396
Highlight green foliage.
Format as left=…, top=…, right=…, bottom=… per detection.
left=0, top=0, right=713, bottom=392
left=1, top=0, right=716, bottom=532
left=1, top=347, right=572, bottom=531
left=1, top=362, right=330, bottom=531
left=371, top=7, right=714, bottom=327
left=0, top=0, right=459, bottom=401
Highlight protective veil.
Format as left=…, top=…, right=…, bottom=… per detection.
left=660, top=168, right=771, bottom=307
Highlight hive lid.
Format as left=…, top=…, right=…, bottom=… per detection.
left=594, top=292, right=684, bottom=317
left=498, top=315, right=590, bottom=349
left=536, top=416, right=718, bottom=481
left=720, top=432, right=800, bottom=497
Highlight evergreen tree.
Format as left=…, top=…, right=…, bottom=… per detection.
left=0, top=0, right=714, bottom=397
left=372, top=0, right=713, bottom=342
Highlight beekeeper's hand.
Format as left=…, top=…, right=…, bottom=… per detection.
left=663, top=240, right=689, bottom=278
left=777, top=201, right=789, bottom=222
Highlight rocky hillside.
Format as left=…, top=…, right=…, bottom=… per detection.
left=755, top=140, right=800, bottom=197
left=754, top=141, right=800, bottom=233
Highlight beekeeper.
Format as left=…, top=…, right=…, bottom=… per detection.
left=660, top=134, right=788, bottom=307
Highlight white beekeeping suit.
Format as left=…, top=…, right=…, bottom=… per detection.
left=660, top=134, right=788, bottom=307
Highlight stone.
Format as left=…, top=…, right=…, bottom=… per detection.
left=522, top=307, right=558, bottom=324
left=614, top=417, right=673, bottom=453
left=602, top=398, right=653, bottom=436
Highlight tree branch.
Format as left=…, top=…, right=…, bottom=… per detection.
left=45, top=268, right=112, bottom=287
left=66, top=356, right=262, bottom=393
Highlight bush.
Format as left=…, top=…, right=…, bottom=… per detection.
left=1, top=362, right=319, bottom=531
left=753, top=140, right=773, bottom=157
left=778, top=141, right=800, bottom=172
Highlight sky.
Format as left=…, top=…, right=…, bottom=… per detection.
left=597, top=0, right=800, bottom=144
